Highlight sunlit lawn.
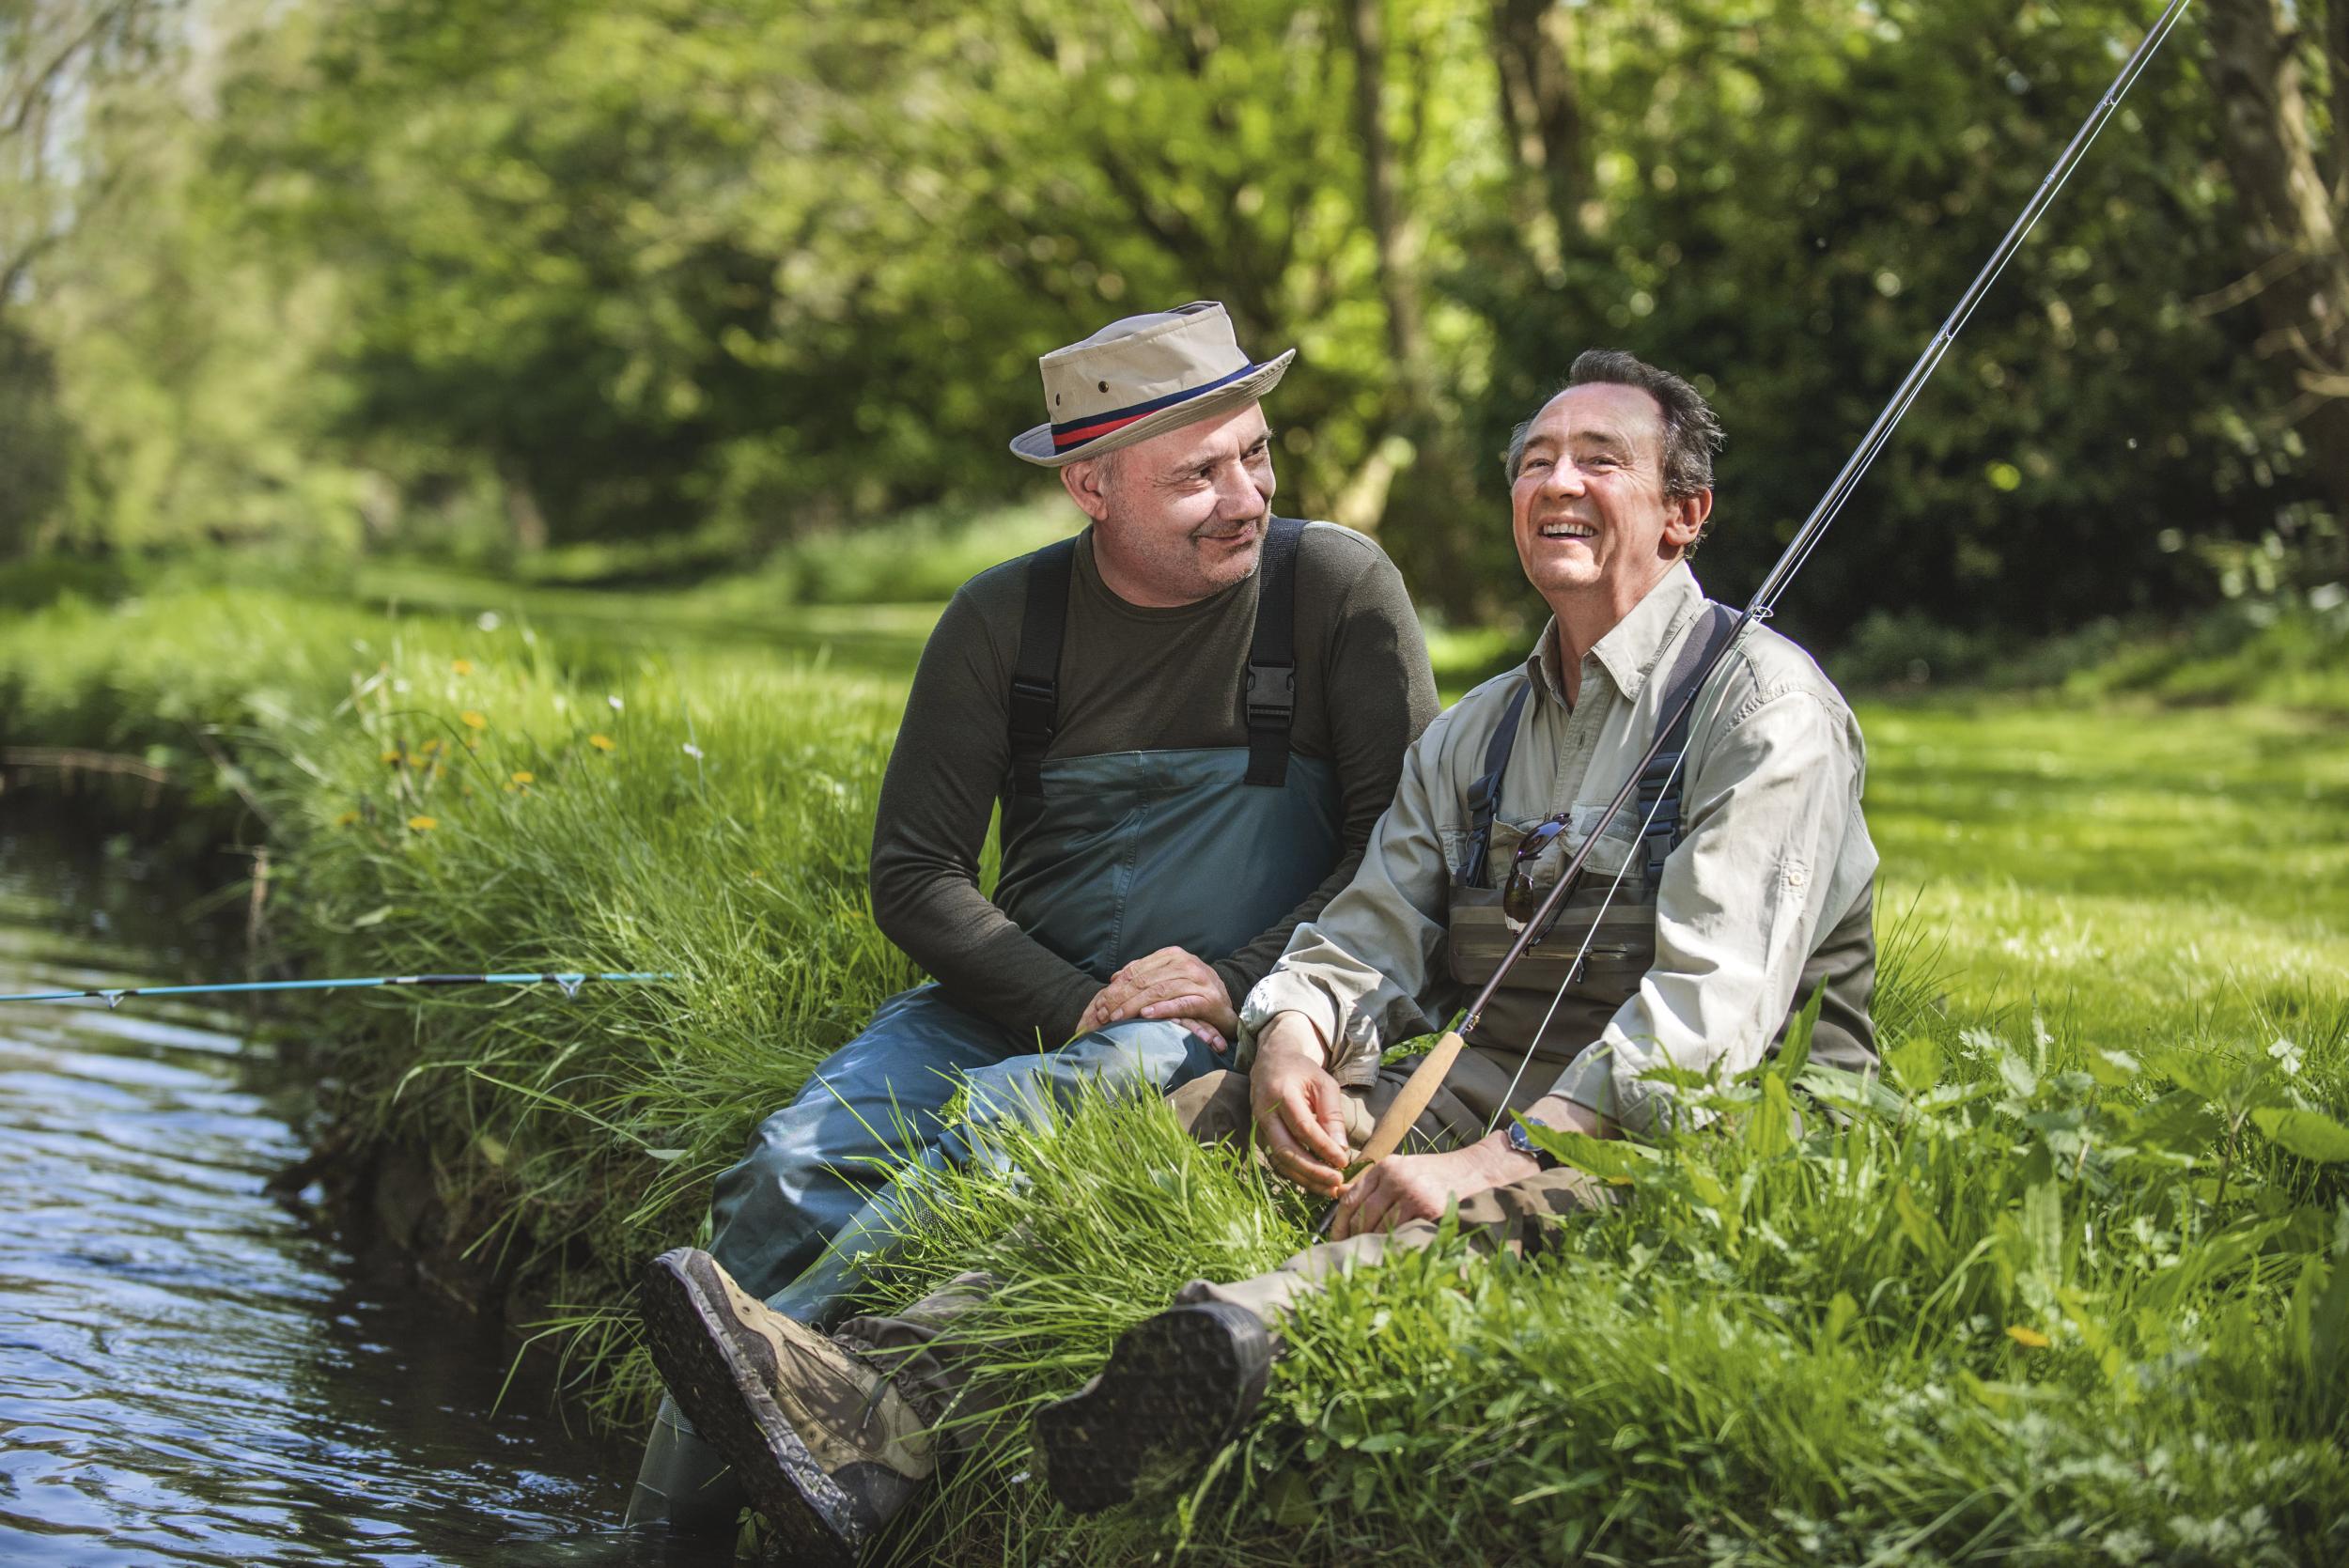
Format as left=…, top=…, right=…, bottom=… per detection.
left=1863, top=697, right=2349, bottom=1049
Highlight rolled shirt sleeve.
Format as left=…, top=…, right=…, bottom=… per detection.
left=1548, top=684, right=1872, bottom=1132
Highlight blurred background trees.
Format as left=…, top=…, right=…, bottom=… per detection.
left=1, top=0, right=2341, bottom=645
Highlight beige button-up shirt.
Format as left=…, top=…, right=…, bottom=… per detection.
left=1237, top=562, right=1876, bottom=1132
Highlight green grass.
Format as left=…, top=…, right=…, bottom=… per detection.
left=2, top=579, right=2346, bottom=1562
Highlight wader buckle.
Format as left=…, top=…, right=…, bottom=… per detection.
left=1244, top=661, right=1296, bottom=726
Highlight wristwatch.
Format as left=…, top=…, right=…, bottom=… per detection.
left=1504, top=1119, right=1565, bottom=1170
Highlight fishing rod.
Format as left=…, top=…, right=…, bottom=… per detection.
left=0, top=971, right=677, bottom=1008
left=1319, top=0, right=2197, bottom=1231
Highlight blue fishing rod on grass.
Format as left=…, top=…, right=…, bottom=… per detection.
left=0, top=970, right=677, bottom=1008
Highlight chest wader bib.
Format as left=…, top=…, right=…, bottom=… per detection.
left=1444, top=601, right=1875, bottom=1119
left=994, top=518, right=1346, bottom=984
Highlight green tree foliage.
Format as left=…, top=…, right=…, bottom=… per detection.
left=1445, top=0, right=2300, bottom=639
left=5, top=0, right=2341, bottom=641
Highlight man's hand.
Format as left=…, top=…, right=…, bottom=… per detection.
left=1251, top=1014, right=1353, bottom=1196
left=1327, top=1134, right=1537, bottom=1242
left=1077, top=946, right=1237, bottom=1053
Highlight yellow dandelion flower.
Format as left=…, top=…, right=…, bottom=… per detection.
left=381, top=750, right=401, bottom=766
left=420, top=737, right=443, bottom=754
left=510, top=770, right=535, bottom=784
left=2004, top=1325, right=2050, bottom=1349
left=451, top=659, right=474, bottom=675
left=460, top=710, right=488, bottom=730
left=587, top=733, right=615, bottom=752
left=408, top=815, right=439, bottom=831
left=334, top=810, right=359, bottom=827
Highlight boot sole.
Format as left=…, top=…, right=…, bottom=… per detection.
left=638, top=1250, right=868, bottom=1567
left=1034, top=1302, right=1271, bottom=1514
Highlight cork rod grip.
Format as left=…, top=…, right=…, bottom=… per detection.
left=1352, top=1030, right=1464, bottom=1168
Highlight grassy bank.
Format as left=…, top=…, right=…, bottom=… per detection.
left=0, top=586, right=925, bottom=1392
left=3, top=582, right=2346, bottom=1563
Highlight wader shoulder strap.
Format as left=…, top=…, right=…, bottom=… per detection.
left=1007, top=537, right=1078, bottom=798
left=1241, top=516, right=1307, bottom=787
left=1459, top=678, right=1532, bottom=888
left=1633, top=601, right=1743, bottom=885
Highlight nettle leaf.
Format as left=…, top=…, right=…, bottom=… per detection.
left=1519, top=1121, right=1657, bottom=1184
left=2086, top=1047, right=2141, bottom=1089
left=1886, top=1036, right=1941, bottom=1094
left=1997, top=1050, right=2040, bottom=1102
left=1797, top=1063, right=1906, bottom=1119
left=2125, top=1089, right=2228, bottom=1158
left=2152, top=1047, right=2236, bottom=1108
left=2251, top=1109, right=2349, bottom=1164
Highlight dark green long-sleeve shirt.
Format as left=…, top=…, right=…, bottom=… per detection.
left=868, top=520, right=1438, bottom=1044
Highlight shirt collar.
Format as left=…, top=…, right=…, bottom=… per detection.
left=1521, top=561, right=1705, bottom=709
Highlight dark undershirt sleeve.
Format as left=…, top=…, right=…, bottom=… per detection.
left=867, top=589, right=1099, bottom=1047
left=1210, top=549, right=1439, bottom=1007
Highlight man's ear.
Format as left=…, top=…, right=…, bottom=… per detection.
left=1664, top=488, right=1711, bottom=554
left=1060, top=458, right=1114, bottom=523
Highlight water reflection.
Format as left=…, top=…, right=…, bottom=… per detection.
left=0, top=822, right=728, bottom=1566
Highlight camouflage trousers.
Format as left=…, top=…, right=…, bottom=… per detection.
left=834, top=1065, right=1612, bottom=1453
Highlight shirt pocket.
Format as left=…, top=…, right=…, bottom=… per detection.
left=1487, top=806, right=1641, bottom=897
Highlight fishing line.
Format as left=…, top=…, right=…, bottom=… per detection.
left=0, top=971, right=677, bottom=1008
left=1481, top=641, right=1751, bottom=1133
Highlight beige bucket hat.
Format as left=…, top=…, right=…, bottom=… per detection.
left=1010, top=301, right=1295, bottom=467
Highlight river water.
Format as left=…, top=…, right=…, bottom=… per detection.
left=0, top=817, right=724, bottom=1566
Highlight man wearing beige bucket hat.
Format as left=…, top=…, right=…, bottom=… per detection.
left=626, top=301, right=1438, bottom=1550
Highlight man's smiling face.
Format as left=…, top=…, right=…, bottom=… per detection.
left=1081, top=401, right=1277, bottom=605
left=1510, top=381, right=1705, bottom=616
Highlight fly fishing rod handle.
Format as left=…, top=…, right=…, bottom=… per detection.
left=1308, top=1029, right=1467, bottom=1238
left=1356, top=1029, right=1467, bottom=1167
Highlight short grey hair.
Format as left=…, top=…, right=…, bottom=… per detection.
left=1503, top=349, right=1726, bottom=502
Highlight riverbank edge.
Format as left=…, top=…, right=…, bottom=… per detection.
left=0, top=586, right=921, bottom=1436
left=0, top=773, right=608, bottom=1346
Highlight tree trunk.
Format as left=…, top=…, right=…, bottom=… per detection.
left=2326, top=0, right=2347, bottom=202
left=1344, top=0, right=1433, bottom=406
left=2202, top=0, right=2349, bottom=519
left=497, top=458, right=550, bottom=553
left=1487, top=0, right=1584, bottom=272
left=1338, top=0, right=1488, bottom=600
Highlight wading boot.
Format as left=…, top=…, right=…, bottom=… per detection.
left=1033, top=1301, right=1272, bottom=1514
left=639, top=1248, right=934, bottom=1567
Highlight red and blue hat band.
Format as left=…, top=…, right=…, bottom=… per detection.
left=1048, top=362, right=1263, bottom=453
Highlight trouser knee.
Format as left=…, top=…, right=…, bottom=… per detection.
left=1166, top=1067, right=1254, bottom=1148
